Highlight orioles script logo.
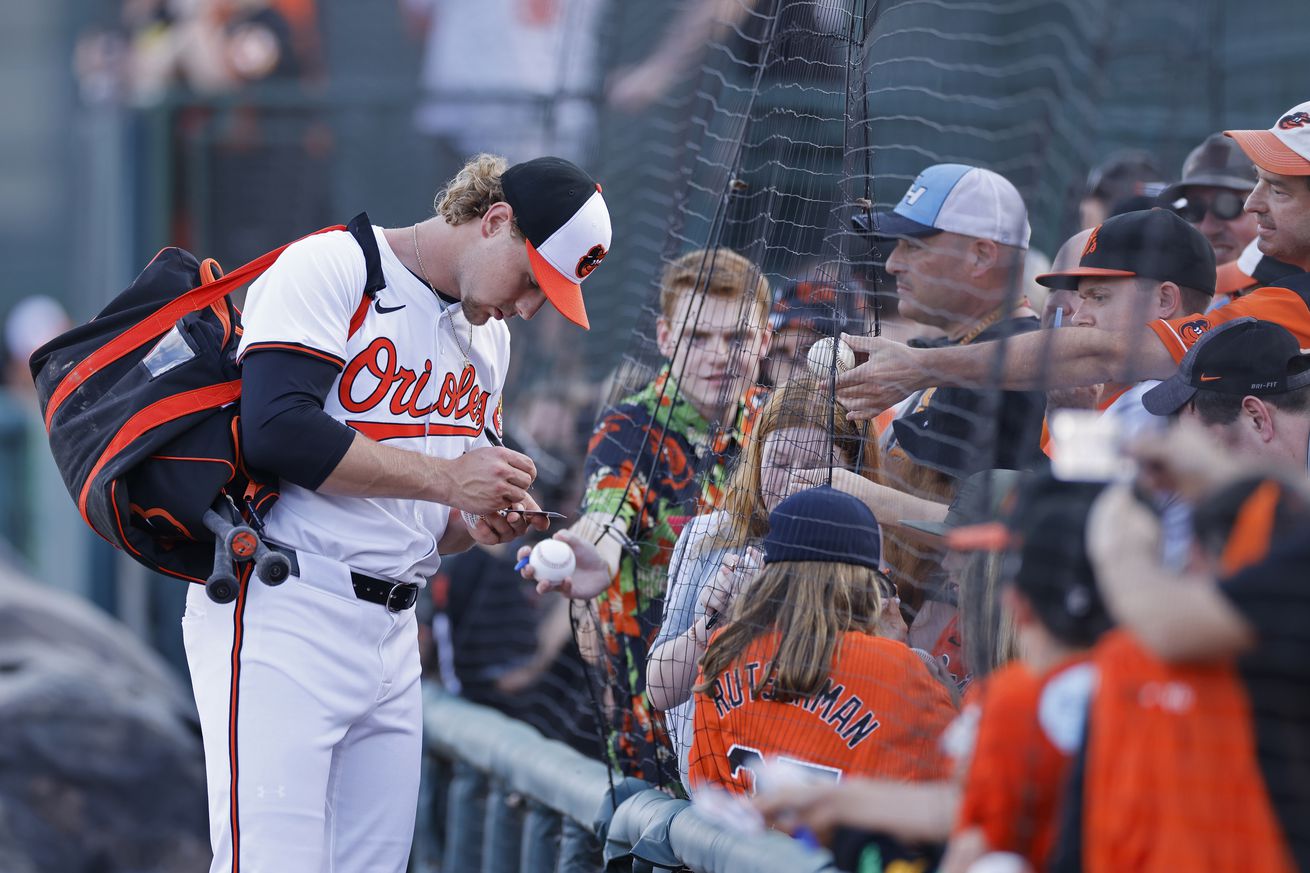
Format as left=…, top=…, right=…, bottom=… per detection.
left=338, top=337, right=491, bottom=441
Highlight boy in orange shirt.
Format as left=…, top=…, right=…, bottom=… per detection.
left=943, top=478, right=1112, bottom=872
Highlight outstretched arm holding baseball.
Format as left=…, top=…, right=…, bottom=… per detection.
left=835, top=328, right=1174, bottom=420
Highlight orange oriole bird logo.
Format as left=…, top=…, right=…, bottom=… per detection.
left=1180, top=318, right=1210, bottom=342
left=1278, top=112, right=1310, bottom=130
left=576, top=244, right=607, bottom=279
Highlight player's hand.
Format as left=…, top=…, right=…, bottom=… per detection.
left=516, top=530, right=613, bottom=599
left=466, top=493, right=548, bottom=546
left=835, top=333, right=923, bottom=420
left=439, top=447, right=536, bottom=515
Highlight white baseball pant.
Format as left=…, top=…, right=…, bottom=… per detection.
left=182, top=549, right=422, bottom=873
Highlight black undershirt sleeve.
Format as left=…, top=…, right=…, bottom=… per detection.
left=240, top=349, right=357, bottom=490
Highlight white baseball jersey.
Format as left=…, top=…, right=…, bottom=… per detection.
left=237, top=226, right=510, bottom=585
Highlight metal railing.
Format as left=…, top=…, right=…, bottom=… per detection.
left=421, top=686, right=834, bottom=873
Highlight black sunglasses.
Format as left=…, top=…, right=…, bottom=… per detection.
left=1170, top=190, right=1246, bottom=223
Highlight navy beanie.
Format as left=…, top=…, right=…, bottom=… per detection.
left=763, top=486, right=882, bottom=570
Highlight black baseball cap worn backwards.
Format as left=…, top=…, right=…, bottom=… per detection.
left=1036, top=208, right=1216, bottom=296
left=1143, top=317, right=1310, bottom=415
left=501, top=156, right=612, bottom=330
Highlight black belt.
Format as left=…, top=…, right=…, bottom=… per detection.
left=266, top=544, right=419, bottom=612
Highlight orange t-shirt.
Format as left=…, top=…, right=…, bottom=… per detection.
left=689, top=631, right=957, bottom=794
left=956, top=657, right=1093, bottom=868
left=1081, top=630, right=1294, bottom=873
left=1147, top=279, right=1310, bottom=364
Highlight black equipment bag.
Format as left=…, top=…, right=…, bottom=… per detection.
left=31, top=213, right=384, bottom=583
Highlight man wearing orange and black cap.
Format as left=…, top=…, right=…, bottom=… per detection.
left=836, top=101, right=1310, bottom=424
left=1029, top=209, right=1214, bottom=455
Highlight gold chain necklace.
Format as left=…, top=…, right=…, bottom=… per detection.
left=413, top=223, right=473, bottom=370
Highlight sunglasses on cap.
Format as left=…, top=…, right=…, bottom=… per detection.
left=1169, top=190, right=1246, bottom=224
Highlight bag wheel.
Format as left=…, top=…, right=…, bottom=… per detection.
left=206, top=574, right=238, bottom=604
left=256, top=550, right=290, bottom=586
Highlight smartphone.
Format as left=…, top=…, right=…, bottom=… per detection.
left=497, top=508, right=568, bottom=521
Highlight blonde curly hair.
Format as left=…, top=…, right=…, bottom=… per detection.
left=433, top=153, right=523, bottom=237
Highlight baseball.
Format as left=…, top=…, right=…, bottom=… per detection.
left=529, top=539, right=576, bottom=583
left=806, top=337, right=855, bottom=376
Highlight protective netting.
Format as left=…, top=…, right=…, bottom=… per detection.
left=78, top=0, right=1310, bottom=867
left=546, top=0, right=1309, bottom=869
left=569, top=0, right=1107, bottom=793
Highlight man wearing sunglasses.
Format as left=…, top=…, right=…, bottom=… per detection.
left=1160, top=133, right=1299, bottom=305
left=1161, top=133, right=1259, bottom=266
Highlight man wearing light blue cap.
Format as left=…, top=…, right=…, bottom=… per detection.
left=856, top=163, right=1046, bottom=479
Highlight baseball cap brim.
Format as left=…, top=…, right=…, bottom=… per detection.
left=1215, top=258, right=1255, bottom=295
left=943, top=521, right=1013, bottom=552
left=1225, top=130, right=1310, bottom=176
left=527, top=241, right=590, bottom=329
left=897, top=519, right=950, bottom=538
left=1034, top=266, right=1137, bottom=290
left=1159, top=173, right=1256, bottom=203
left=1141, top=375, right=1198, bottom=416
left=863, top=210, right=942, bottom=240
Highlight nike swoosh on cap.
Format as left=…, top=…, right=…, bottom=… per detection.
left=1199, top=374, right=1222, bottom=382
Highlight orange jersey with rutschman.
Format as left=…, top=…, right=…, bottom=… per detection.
left=1148, top=274, right=1310, bottom=363
left=956, top=656, right=1094, bottom=869
left=689, top=631, right=957, bottom=794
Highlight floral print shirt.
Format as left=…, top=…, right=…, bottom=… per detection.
left=581, top=365, right=765, bottom=783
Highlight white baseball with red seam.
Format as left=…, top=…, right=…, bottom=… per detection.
left=529, top=539, right=576, bottom=583
left=806, top=337, right=855, bottom=376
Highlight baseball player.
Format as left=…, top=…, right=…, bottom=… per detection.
left=182, top=154, right=611, bottom=872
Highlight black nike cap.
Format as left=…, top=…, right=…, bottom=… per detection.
left=1143, top=317, right=1310, bottom=416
